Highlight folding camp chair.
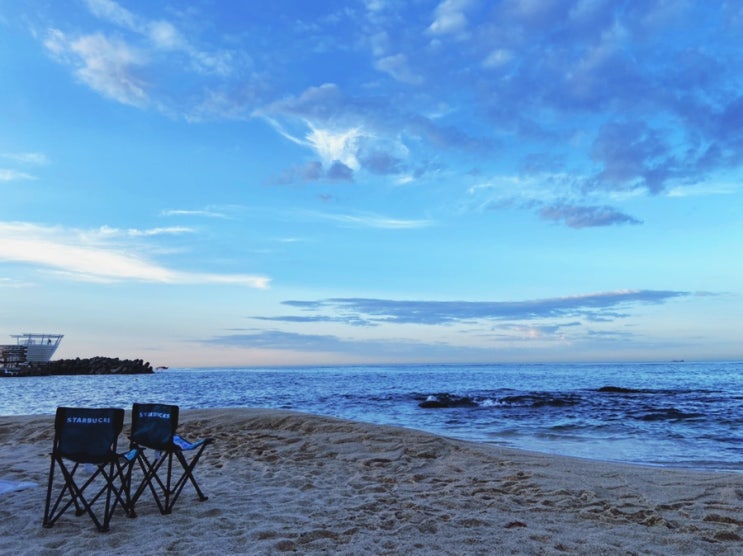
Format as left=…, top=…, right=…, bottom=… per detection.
left=43, top=407, right=137, bottom=532
left=129, top=403, right=212, bottom=515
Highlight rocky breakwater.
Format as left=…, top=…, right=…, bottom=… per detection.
left=27, top=357, right=154, bottom=376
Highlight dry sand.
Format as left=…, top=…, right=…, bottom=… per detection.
left=1, top=408, right=742, bottom=555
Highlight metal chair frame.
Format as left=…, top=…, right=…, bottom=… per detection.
left=129, top=403, right=212, bottom=515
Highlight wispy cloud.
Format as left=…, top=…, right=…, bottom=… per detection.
left=258, top=100, right=369, bottom=181
left=205, top=329, right=493, bottom=359
left=666, top=182, right=740, bottom=197
left=207, top=330, right=358, bottom=352
left=0, top=222, right=269, bottom=288
left=41, top=0, right=241, bottom=111
left=539, top=204, right=642, bottom=228
left=0, top=152, right=49, bottom=165
left=160, top=208, right=231, bottom=219
left=280, top=291, right=690, bottom=325
left=493, top=322, right=582, bottom=341
left=374, top=53, right=423, bottom=84
left=94, top=225, right=195, bottom=238
left=0, top=169, right=36, bottom=182
left=268, top=160, right=354, bottom=184
left=84, top=0, right=234, bottom=75
left=44, top=28, right=149, bottom=107
left=258, top=83, right=477, bottom=184
left=298, top=210, right=433, bottom=230
left=0, top=152, right=48, bottom=183
left=253, top=314, right=372, bottom=327
left=306, top=125, right=363, bottom=170
left=464, top=175, right=643, bottom=228
left=428, top=0, right=473, bottom=36
left=0, top=277, right=34, bottom=289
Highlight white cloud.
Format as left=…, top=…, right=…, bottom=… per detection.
left=44, top=29, right=148, bottom=107
left=0, top=222, right=269, bottom=288
left=306, top=125, right=363, bottom=169
left=0, top=152, right=49, bottom=165
left=374, top=54, right=423, bottom=85
left=189, top=49, right=235, bottom=77
left=364, top=0, right=387, bottom=13
left=84, top=0, right=137, bottom=29
left=73, top=33, right=148, bottom=106
left=300, top=210, right=433, bottom=230
left=186, top=89, right=252, bottom=122
left=0, top=169, right=35, bottom=182
left=85, top=0, right=232, bottom=76
left=161, top=208, right=231, bottom=219
left=666, top=182, right=739, bottom=197
left=43, top=0, right=239, bottom=111
left=369, top=31, right=390, bottom=57
left=428, top=0, right=472, bottom=35
left=95, top=225, right=195, bottom=237
left=0, top=277, right=32, bottom=289
left=146, top=20, right=184, bottom=50
left=259, top=82, right=418, bottom=178
left=85, top=0, right=184, bottom=50
left=483, top=49, right=514, bottom=69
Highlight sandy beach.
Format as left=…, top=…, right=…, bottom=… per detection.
left=1, top=408, right=742, bottom=555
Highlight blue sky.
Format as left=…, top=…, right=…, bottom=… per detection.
left=1, top=0, right=741, bottom=367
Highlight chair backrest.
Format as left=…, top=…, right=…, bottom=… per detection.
left=54, top=407, right=124, bottom=464
left=131, top=403, right=179, bottom=450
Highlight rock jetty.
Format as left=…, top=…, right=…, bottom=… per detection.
left=9, top=357, right=154, bottom=376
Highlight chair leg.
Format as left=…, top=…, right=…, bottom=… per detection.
left=169, top=447, right=209, bottom=512
left=117, top=456, right=137, bottom=518
left=99, top=461, right=116, bottom=532
left=43, top=454, right=57, bottom=528
left=131, top=450, right=169, bottom=515
left=44, top=459, right=87, bottom=527
left=164, top=450, right=174, bottom=514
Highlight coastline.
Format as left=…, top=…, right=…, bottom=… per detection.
left=2, top=408, right=743, bottom=554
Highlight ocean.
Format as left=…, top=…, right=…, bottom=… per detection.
left=2, top=361, right=742, bottom=471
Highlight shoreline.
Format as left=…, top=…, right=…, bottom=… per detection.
left=2, top=408, right=743, bottom=554
left=2, top=362, right=743, bottom=472
left=2, top=406, right=738, bottom=474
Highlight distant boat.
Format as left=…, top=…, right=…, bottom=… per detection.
left=2, top=333, right=63, bottom=365
left=156, top=366, right=169, bottom=370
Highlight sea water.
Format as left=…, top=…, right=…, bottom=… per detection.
left=1, top=361, right=742, bottom=471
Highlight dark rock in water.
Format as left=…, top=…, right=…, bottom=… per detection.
left=597, top=386, right=645, bottom=394
left=637, top=408, right=705, bottom=421
left=419, top=393, right=478, bottom=409
left=11, top=357, right=153, bottom=376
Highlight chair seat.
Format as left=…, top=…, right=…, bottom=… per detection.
left=173, top=435, right=209, bottom=451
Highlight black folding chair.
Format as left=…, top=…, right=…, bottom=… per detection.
left=129, top=403, right=212, bottom=515
left=43, top=407, right=137, bottom=532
